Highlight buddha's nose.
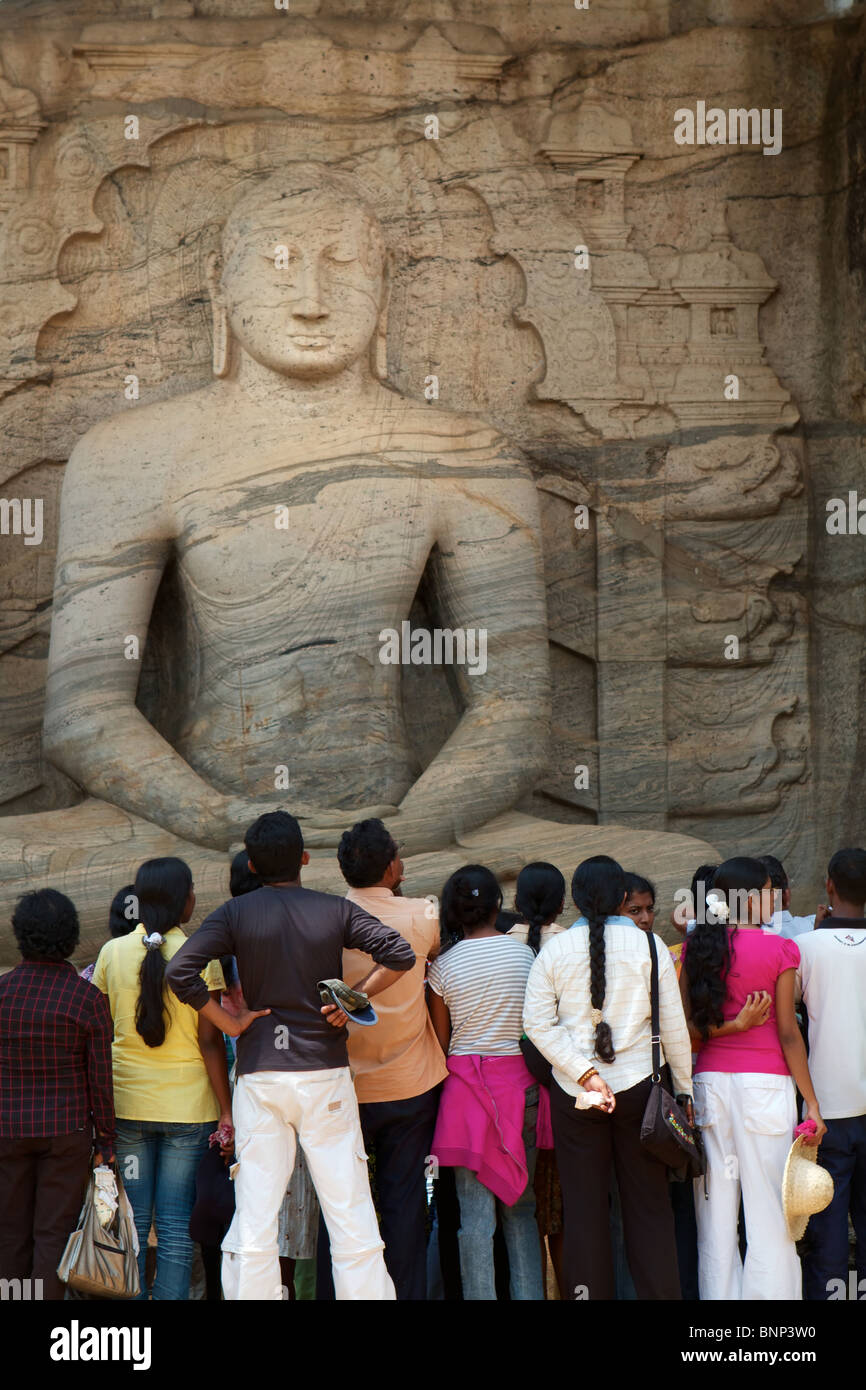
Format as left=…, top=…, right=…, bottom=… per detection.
left=292, top=260, right=329, bottom=320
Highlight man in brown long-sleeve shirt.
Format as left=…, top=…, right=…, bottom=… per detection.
left=166, top=811, right=415, bottom=1301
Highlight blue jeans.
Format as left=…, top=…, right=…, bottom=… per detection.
left=803, top=1114, right=866, bottom=1300
left=454, top=1087, right=543, bottom=1300
left=116, top=1119, right=212, bottom=1301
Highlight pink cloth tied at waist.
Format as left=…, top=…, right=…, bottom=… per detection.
left=431, top=1054, right=539, bottom=1205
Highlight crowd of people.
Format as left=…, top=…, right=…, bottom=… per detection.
left=0, top=808, right=864, bottom=1302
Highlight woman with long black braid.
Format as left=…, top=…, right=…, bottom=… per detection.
left=92, top=857, right=242, bottom=1300
left=523, top=856, right=693, bottom=1299
left=509, top=861, right=566, bottom=955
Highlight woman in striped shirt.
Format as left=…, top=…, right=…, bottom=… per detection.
left=427, top=864, right=544, bottom=1300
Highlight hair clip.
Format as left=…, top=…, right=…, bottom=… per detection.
left=471, top=888, right=479, bottom=897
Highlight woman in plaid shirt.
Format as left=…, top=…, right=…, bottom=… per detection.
left=0, top=888, right=115, bottom=1299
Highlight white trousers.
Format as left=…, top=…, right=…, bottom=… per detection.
left=221, top=1067, right=395, bottom=1301
left=693, top=1070, right=801, bottom=1300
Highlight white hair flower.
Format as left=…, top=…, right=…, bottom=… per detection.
left=705, top=892, right=730, bottom=924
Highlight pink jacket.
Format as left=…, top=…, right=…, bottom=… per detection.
left=431, top=1054, right=538, bottom=1205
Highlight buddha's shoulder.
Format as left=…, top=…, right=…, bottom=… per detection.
left=68, top=387, right=218, bottom=466
left=382, top=395, right=528, bottom=469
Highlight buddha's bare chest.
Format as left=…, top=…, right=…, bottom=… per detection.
left=171, top=460, right=436, bottom=603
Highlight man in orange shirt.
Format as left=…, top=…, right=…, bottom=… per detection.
left=317, top=818, right=448, bottom=1300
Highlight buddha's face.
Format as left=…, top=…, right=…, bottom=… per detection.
left=219, top=191, right=385, bottom=380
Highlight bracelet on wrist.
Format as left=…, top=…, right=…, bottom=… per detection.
left=577, top=1067, right=598, bottom=1087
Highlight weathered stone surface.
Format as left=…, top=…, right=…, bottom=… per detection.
left=0, top=1, right=862, bottom=960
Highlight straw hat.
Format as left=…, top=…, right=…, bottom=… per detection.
left=317, top=978, right=378, bottom=1027
left=782, top=1135, right=834, bottom=1241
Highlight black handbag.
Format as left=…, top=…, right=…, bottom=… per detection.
left=519, top=1034, right=553, bottom=1087
left=189, top=1143, right=236, bottom=1247
left=639, top=931, right=706, bottom=1183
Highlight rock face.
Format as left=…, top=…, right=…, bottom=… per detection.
left=0, top=1, right=863, bottom=960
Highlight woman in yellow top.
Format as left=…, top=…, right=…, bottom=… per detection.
left=93, top=856, right=260, bottom=1301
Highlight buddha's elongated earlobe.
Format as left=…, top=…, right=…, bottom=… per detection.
left=212, top=301, right=229, bottom=379
left=205, top=249, right=230, bottom=379
left=372, top=256, right=392, bottom=381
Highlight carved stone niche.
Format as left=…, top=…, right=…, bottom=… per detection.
left=664, top=209, right=799, bottom=428
left=0, top=74, right=45, bottom=222
left=534, top=93, right=796, bottom=440
left=535, top=93, right=655, bottom=432
left=539, top=90, right=641, bottom=252
left=536, top=92, right=627, bottom=208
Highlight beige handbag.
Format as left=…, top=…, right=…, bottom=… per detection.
left=57, top=1167, right=141, bottom=1299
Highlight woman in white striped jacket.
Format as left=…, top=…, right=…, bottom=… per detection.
left=523, top=855, right=692, bottom=1301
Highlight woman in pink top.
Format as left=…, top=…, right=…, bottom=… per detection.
left=681, top=856, right=826, bottom=1300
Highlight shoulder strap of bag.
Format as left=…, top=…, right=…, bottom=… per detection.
left=647, top=930, right=661, bottom=1083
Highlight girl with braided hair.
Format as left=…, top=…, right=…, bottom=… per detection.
left=523, top=855, right=693, bottom=1300
left=510, top=861, right=566, bottom=955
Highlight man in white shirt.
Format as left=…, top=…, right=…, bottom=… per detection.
left=759, top=854, right=816, bottom=939
left=796, top=848, right=866, bottom=1301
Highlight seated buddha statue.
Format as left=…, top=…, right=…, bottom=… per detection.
left=0, top=163, right=714, bottom=961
